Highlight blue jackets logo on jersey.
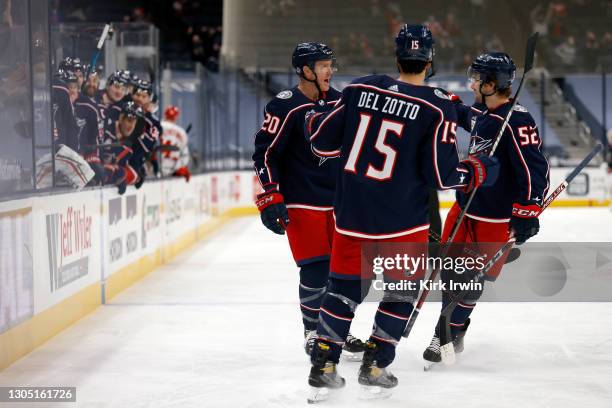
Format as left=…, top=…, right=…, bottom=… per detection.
left=469, top=135, right=493, bottom=155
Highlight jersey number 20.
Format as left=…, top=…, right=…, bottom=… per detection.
left=344, top=113, right=404, bottom=181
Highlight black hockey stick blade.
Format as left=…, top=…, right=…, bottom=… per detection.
left=506, top=247, right=521, bottom=264
left=523, top=32, right=539, bottom=74
left=185, top=123, right=193, bottom=134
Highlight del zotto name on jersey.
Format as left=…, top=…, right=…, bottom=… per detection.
left=356, top=90, right=420, bottom=120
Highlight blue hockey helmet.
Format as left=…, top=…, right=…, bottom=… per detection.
left=58, top=57, right=73, bottom=72
left=57, top=68, right=78, bottom=84
left=107, top=70, right=129, bottom=87
left=121, top=101, right=143, bottom=119
left=291, top=42, right=336, bottom=76
left=133, top=79, right=153, bottom=95
left=395, top=24, right=435, bottom=62
left=468, top=52, right=516, bottom=91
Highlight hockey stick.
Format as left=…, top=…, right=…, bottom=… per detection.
left=81, top=23, right=113, bottom=93
left=428, top=229, right=521, bottom=265
left=402, top=32, right=540, bottom=340
left=437, top=142, right=604, bottom=364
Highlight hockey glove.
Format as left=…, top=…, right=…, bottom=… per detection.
left=255, top=188, right=290, bottom=235
left=510, top=200, right=541, bottom=244
left=436, top=88, right=462, bottom=104
left=460, top=155, right=500, bottom=192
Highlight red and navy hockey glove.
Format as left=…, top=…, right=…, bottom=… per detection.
left=255, top=187, right=290, bottom=235
left=436, top=88, right=463, bottom=104
left=459, top=155, right=500, bottom=192
left=510, top=200, right=541, bottom=244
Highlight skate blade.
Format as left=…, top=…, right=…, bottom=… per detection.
left=358, top=385, right=393, bottom=400
left=440, top=342, right=456, bottom=365
left=423, top=359, right=439, bottom=371
left=307, top=386, right=332, bottom=404
left=341, top=351, right=363, bottom=362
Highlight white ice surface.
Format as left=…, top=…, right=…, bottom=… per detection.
left=0, top=208, right=611, bottom=407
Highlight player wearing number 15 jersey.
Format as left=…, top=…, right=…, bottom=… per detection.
left=302, top=25, right=499, bottom=402
left=252, top=43, right=365, bottom=359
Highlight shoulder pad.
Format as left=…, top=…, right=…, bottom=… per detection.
left=513, top=104, right=528, bottom=113
left=276, top=90, right=293, bottom=100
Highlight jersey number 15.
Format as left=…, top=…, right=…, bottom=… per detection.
left=344, top=113, right=404, bottom=181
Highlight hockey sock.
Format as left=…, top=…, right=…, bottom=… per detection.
left=313, top=277, right=364, bottom=364
left=441, top=293, right=478, bottom=338
left=299, top=261, right=330, bottom=331
left=370, top=301, right=413, bottom=368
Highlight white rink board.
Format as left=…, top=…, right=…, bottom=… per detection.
left=1, top=166, right=609, bottom=339
left=438, top=165, right=609, bottom=203
left=31, top=190, right=102, bottom=314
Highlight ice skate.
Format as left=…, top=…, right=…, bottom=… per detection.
left=341, top=332, right=365, bottom=361
left=423, top=319, right=470, bottom=370
left=357, top=341, right=397, bottom=400
left=307, top=342, right=345, bottom=404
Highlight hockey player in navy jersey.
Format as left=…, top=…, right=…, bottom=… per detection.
left=252, top=43, right=365, bottom=358
left=422, top=52, right=550, bottom=369
left=303, top=25, right=499, bottom=401
left=129, top=79, right=161, bottom=188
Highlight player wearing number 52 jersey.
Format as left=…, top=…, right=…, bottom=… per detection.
left=302, top=25, right=499, bottom=402
left=422, top=53, right=550, bottom=370
left=252, top=43, right=365, bottom=359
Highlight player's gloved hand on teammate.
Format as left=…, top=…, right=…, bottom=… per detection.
left=510, top=199, right=541, bottom=244
left=459, top=155, right=500, bottom=192
left=436, top=88, right=462, bottom=104
left=255, top=186, right=290, bottom=235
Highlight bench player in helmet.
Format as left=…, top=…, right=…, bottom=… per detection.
left=252, top=43, right=366, bottom=359
left=101, top=101, right=142, bottom=194
left=98, top=70, right=129, bottom=127
left=303, top=25, right=499, bottom=401
left=422, top=52, right=550, bottom=370
left=129, top=79, right=161, bottom=187
left=61, top=58, right=106, bottom=185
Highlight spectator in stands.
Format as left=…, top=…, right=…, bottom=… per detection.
left=549, top=1, right=568, bottom=43
left=443, top=11, right=459, bottom=37
left=485, top=35, right=504, bottom=52
left=583, top=30, right=600, bottom=70
left=555, top=35, right=577, bottom=71
left=530, top=3, right=552, bottom=39
left=602, top=32, right=612, bottom=54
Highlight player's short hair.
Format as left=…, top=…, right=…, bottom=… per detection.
left=497, top=87, right=512, bottom=98
left=397, top=59, right=428, bottom=75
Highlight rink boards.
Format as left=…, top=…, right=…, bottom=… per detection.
left=0, top=166, right=609, bottom=370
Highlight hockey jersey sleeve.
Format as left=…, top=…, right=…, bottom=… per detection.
left=419, top=102, right=470, bottom=190
left=455, top=102, right=486, bottom=132
left=52, top=85, right=78, bottom=150
left=252, top=100, right=297, bottom=190
left=506, top=116, right=550, bottom=203
left=75, top=101, right=101, bottom=160
left=305, top=90, right=348, bottom=158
